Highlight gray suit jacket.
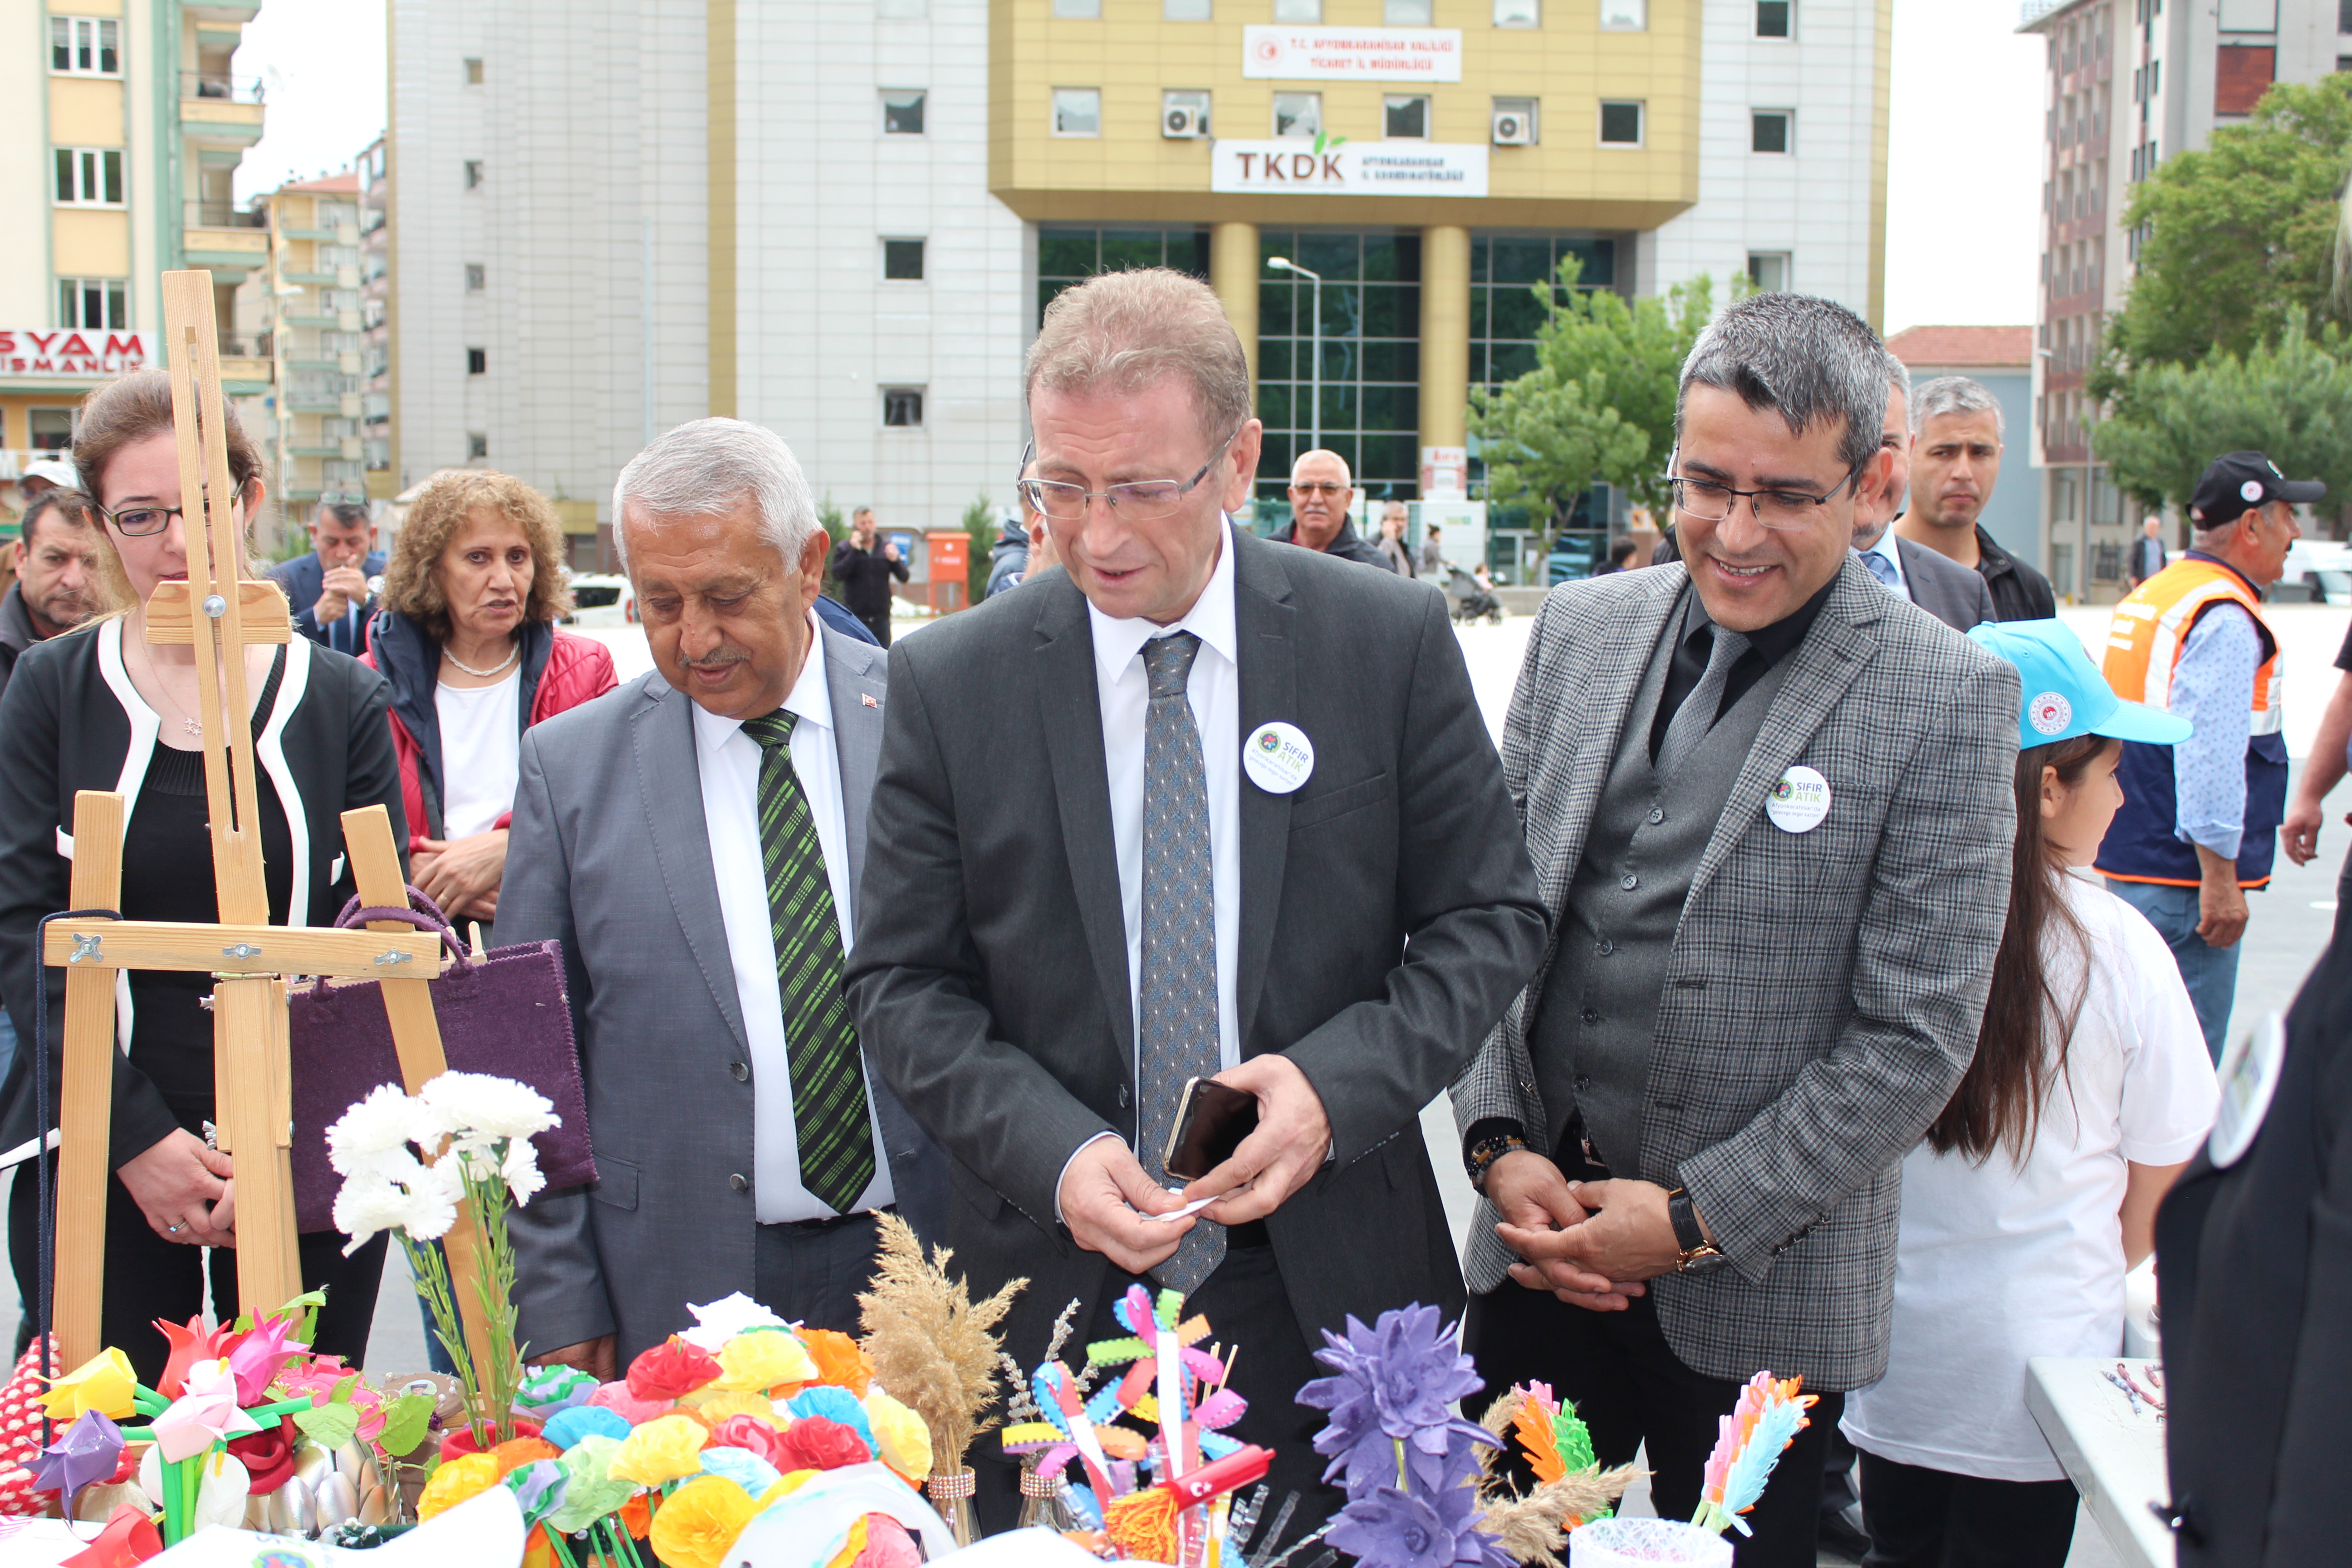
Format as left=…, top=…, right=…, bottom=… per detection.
left=1894, top=537, right=1998, bottom=631
left=847, top=527, right=1547, bottom=1370
left=1454, top=556, right=2019, bottom=1390
left=499, top=625, right=948, bottom=1362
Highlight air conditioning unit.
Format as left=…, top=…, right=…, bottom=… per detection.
left=1492, top=105, right=1535, bottom=146
left=1164, top=104, right=1206, bottom=139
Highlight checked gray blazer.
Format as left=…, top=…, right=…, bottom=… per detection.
left=1454, top=555, right=2020, bottom=1390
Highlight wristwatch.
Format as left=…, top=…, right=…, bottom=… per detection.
left=1666, top=1186, right=1729, bottom=1274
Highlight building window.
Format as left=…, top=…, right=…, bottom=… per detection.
left=464, top=57, right=483, bottom=84
left=1747, top=251, right=1790, bottom=292
left=1597, top=101, right=1643, bottom=146
left=29, top=409, right=76, bottom=452
left=1164, top=0, right=1211, bottom=16
left=881, top=387, right=926, bottom=428
left=1494, top=0, right=1539, bottom=25
left=1756, top=0, right=1791, bottom=37
left=53, top=148, right=124, bottom=206
left=50, top=17, right=120, bottom=75
left=1272, top=0, right=1319, bottom=17
left=463, top=160, right=484, bottom=189
left=467, top=347, right=487, bottom=375
left=1751, top=109, right=1792, bottom=153
left=1273, top=93, right=1321, bottom=138
left=1254, top=230, right=1426, bottom=504
left=468, top=433, right=488, bottom=460
left=882, top=238, right=926, bottom=280
left=882, top=90, right=927, bottom=134
left=1386, top=0, right=1433, bottom=23
left=1037, top=225, right=1211, bottom=325
left=1492, top=97, right=1539, bottom=143
left=1054, top=0, right=1102, bottom=15
left=1599, top=0, right=1645, bottom=27
left=1470, top=234, right=1614, bottom=387
left=1053, top=88, right=1102, bottom=136
left=1163, top=89, right=1212, bottom=137
left=878, top=0, right=926, bottom=17
left=1384, top=95, right=1431, bottom=139
left=465, top=263, right=485, bottom=291
left=57, top=278, right=128, bottom=331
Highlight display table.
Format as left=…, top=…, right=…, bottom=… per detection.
left=2026, top=1356, right=2173, bottom=1568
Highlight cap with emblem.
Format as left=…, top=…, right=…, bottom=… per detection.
left=19, top=457, right=78, bottom=494
left=1966, top=618, right=2192, bottom=750
left=2186, top=451, right=2325, bottom=529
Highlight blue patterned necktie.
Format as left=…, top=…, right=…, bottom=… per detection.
left=738, top=710, right=876, bottom=1214
left=1134, top=632, right=1225, bottom=1294
left=1862, top=548, right=1902, bottom=592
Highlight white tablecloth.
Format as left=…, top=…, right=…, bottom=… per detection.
left=2026, top=1356, right=2175, bottom=1568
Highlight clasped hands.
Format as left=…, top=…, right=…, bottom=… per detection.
left=1487, top=1151, right=1708, bottom=1312
left=1056, top=1053, right=1330, bottom=1274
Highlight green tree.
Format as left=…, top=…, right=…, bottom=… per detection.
left=2093, top=312, right=2352, bottom=515
left=2094, top=76, right=2352, bottom=391
left=960, top=491, right=997, bottom=608
left=1468, top=259, right=1732, bottom=553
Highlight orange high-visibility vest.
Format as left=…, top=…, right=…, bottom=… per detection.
left=2101, top=559, right=2281, bottom=735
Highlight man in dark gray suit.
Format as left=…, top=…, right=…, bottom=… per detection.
left=1454, top=294, right=2018, bottom=1567
left=269, top=499, right=386, bottom=656
left=501, top=418, right=945, bottom=1380
left=1853, top=358, right=1997, bottom=632
left=849, top=269, right=1545, bottom=1529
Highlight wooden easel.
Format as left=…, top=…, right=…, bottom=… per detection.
left=43, top=273, right=491, bottom=1375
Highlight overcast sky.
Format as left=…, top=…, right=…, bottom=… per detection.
left=232, top=0, right=2042, bottom=331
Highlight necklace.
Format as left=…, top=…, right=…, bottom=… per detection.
left=130, top=634, right=212, bottom=740
left=442, top=638, right=520, bottom=679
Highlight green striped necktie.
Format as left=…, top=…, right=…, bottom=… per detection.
left=739, top=710, right=877, bottom=1215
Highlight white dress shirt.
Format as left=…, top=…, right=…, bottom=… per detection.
left=1858, top=529, right=1911, bottom=601
left=691, top=612, right=894, bottom=1223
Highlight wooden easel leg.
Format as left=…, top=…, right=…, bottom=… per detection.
left=214, top=977, right=303, bottom=1315
left=54, top=792, right=125, bottom=1374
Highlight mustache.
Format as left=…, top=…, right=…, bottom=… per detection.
left=681, top=649, right=750, bottom=670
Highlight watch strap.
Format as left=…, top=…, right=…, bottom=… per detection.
left=1666, top=1187, right=1710, bottom=1256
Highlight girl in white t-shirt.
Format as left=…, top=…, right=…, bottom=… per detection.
left=1844, top=619, right=2220, bottom=1568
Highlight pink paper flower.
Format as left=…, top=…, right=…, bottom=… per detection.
left=225, top=1316, right=309, bottom=1406
left=273, top=1355, right=385, bottom=1445
left=151, top=1359, right=264, bottom=1463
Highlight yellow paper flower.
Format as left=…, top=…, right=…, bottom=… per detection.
left=821, top=1517, right=870, bottom=1568
left=756, top=1470, right=817, bottom=1510
left=863, top=1389, right=933, bottom=1484
left=715, top=1330, right=816, bottom=1393
left=41, top=1348, right=137, bottom=1421
left=417, top=1452, right=503, bottom=1521
left=677, top=1389, right=780, bottom=1427
left=647, top=1475, right=759, bottom=1568
left=610, top=1414, right=710, bottom=1487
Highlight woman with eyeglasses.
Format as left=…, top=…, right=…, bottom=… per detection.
left=0, top=370, right=404, bottom=1382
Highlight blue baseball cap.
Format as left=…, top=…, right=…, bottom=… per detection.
left=1966, top=618, right=2192, bottom=750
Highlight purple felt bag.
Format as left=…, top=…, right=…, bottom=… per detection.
left=286, top=888, right=595, bottom=1233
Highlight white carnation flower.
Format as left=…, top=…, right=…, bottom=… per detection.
left=401, top=1156, right=463, bottom=1242
left=419, top=1072, right=559, bottom=1143
left=499, top=1137, right=545, bottom=1207
left=332, top=1173, right=415, bottom=1255
left=325, top=1083, right=429, bottom=1176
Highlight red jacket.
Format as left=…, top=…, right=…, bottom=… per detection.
left=363, top=615, right=618, bottom=851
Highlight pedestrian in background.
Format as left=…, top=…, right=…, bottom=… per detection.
left=0, top=488, right=107, bottom=701
left=1844, top=619, right=2215, bottom=1568
left=827, top=505, right=908, bottom=646
left=1593, top=538, right=1639, bottom=576
left=1851, top=355, right=1997, bottom=631
left=1271, top=449, right=1385, bottom=567
left=988, top=457, right=1058, bottom=600
left=2128, top=515, right=2168, bottom=588
left=1897, top=376, right=2055, bottom=620
left=1419, top=522, right=1445, bottom=578
left=271, top=498, right=385, bottom=657
left=2097, top=451, right=2311, bottom=1060
left=1376, top=499, right=1415, bottom=576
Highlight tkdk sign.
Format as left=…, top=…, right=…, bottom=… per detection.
left=1241, top=26, right=1464, bottom=82
left=0, top=329, right=152, bottom=381
left=1211, top=141, right=1488, bottom=198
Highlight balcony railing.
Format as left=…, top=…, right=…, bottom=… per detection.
left=181, top=71, right=265, bottom=103
left=185, top=201, right=266, bottom=229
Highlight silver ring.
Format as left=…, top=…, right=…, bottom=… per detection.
left=166, top=1222, right=183, bottom=1234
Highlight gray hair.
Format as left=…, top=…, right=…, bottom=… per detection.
left=1883, top=349, right=1912, bottom=403
left=1026, top=268, right=1252, bottom=446
left=611, top=417, right=815, bottom=571
left=1676, top=293, right=1887, bottom=472
left=1909, top=375, right=2005, bottom=438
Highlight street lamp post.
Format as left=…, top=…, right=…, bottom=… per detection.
left=1267, top=256, right=1323, bottom=454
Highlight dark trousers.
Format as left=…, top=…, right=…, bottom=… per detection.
left=1464, top=1280, right=1844, bottom=1568
left=6, top=1157, right=387, bottom=1388
left=975, top=1240, right=1336, bottom=1548
left=753, top=1209, right=885, bottom=1337
left=1855, top=1450, right=2077, bottom=1568
left=857, top=610, right=893, bottom=648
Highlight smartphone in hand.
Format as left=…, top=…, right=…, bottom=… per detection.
left=1161, top=1077, right=1261, bottom=1183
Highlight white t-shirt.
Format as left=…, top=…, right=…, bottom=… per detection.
left=1842, top=875, right=2218, bottom=1482
left=435, top=667, right=523, bottom=840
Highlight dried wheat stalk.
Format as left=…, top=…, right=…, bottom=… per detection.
left=857, top=1212, right=1027, bottom=1473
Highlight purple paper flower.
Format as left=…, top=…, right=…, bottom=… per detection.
left=1326, top=1482, right=1509, bottom=1568
left=505, top=1458, right=568, bottom=1529
left=1298, top=1304, right=1494, bottom=1498
left=32, top=1409, right=123, bottom=1507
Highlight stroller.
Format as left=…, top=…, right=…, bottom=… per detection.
left=1446, top=564, right=1504, bottom=625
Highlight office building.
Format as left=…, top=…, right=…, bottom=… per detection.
left=236, top=173, right=365, bottom=534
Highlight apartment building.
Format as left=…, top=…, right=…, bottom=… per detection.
left=391, top=0, right=1893, bottom=571
left=2022, top=0, right=2348, bottom=602
left=2, top=0, right=272, bottom=530
left=235, top=173, right=365, bottom=536
left=359, top=134, right=394, bottom=501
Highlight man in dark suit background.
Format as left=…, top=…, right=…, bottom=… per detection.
left=848, top=268, right=1546, bottom=1529
left=270, top=498, right=385, bottom=656
left=1852, top=358, right=1998, bottom=632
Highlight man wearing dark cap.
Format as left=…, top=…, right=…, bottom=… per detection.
left=2097, top=451, right=2315, bottom=1059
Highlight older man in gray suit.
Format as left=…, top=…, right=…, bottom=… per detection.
left=500, top=418, right=945, bottom=1379
left=1454, top=294, right=2018, bottom=1567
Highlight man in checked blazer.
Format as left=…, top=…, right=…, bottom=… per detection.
left=1454, top=294, right=2019, bottom=1567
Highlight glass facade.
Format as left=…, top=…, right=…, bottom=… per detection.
left=1469, top=234, right=1617, bottom=387
left=1036, top=225, right=1211, bottom=326
left=1255, top=229, right=1421, bottom=502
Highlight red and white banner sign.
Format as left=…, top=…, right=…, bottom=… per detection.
left=0, top=330, right=152, bottom=382
left=1241, top=26, right=1464, bottom=82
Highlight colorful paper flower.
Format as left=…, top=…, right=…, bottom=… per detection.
left=150, top=1316, right=235, bottom=1401
left=493, top=1435, right=564, bottom=1475
left=40, top=1348, right=137, bottom=1422
left=419, top=1450, right=504, bottom=1521
left=225, top=1414, right=297, bottom=1494
left=611, top=1414, right=711, bottom=1487
left=516, top=1363, right=599, bottom=1419
left=1327, top=1482, right=1509, bottom=1568
left=716, top=1329, right=815, bottom=1393
left=706, top=1415, right=790, bottom=1472
left=270, top=1354, right=387, bottom=1445
left=549, top=1436, right=638, bottom=1534
left=151, top=1358, right=264, bottom=1462
left=682, top=1389, right=778, bottom=1427
left=862, top=1390, right=932, bottom=1484
left=590, top=1379, right=670, bottom=1426
left=802, top=1330, right=873, bottom=1396
left=1298, top=1305, right=1494, bottom=1498
left=506, top=1457, right=569, bottom=1530
left=648, top=1475, right=760, bottom=1568
left=59, top=1502, right=162, bottom=1568
left=696, top=1444, right=781, bottom=1497
left=1695, top=1372, right=1816, bottom=1537
left=678, top=1292, right=792, bottom=1352
left=30, top=1410, right=123, bottom=1504
left=225, top=1313, right=309, bottom=1405
left=786, top=1386, right=874, bottom=1450
left=544, top=1405, right=633, bottom=1450
left=628, top=1338, right=723, bottom=1402
left=771, top=1416, right=871, bottom=1473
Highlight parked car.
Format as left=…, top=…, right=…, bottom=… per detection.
left=563, top=571, right=636, bottom=627
left=2284, top=540, right=2352, bottom=604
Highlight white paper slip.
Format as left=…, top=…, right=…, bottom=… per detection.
left=1149, top=1194, right=1219, bottom=1224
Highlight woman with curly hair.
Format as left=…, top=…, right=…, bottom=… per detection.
left=364, top=469, right=615, bottom=930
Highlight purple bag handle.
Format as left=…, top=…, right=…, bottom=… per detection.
left=318, top=887, right=472, bottom=979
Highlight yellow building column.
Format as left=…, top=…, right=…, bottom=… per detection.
left=1417, top=225, right=1471, bottom=486
left=1210, top=222, right=1261, bottom=399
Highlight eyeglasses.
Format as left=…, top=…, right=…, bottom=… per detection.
left=1290, top=481, right=1351, bottom=497
left=1666, top=460, right=1870, bottom=532
left=102, top=498, right=204, bottom=538
left=1018, top=426, right=1241, bottom=523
